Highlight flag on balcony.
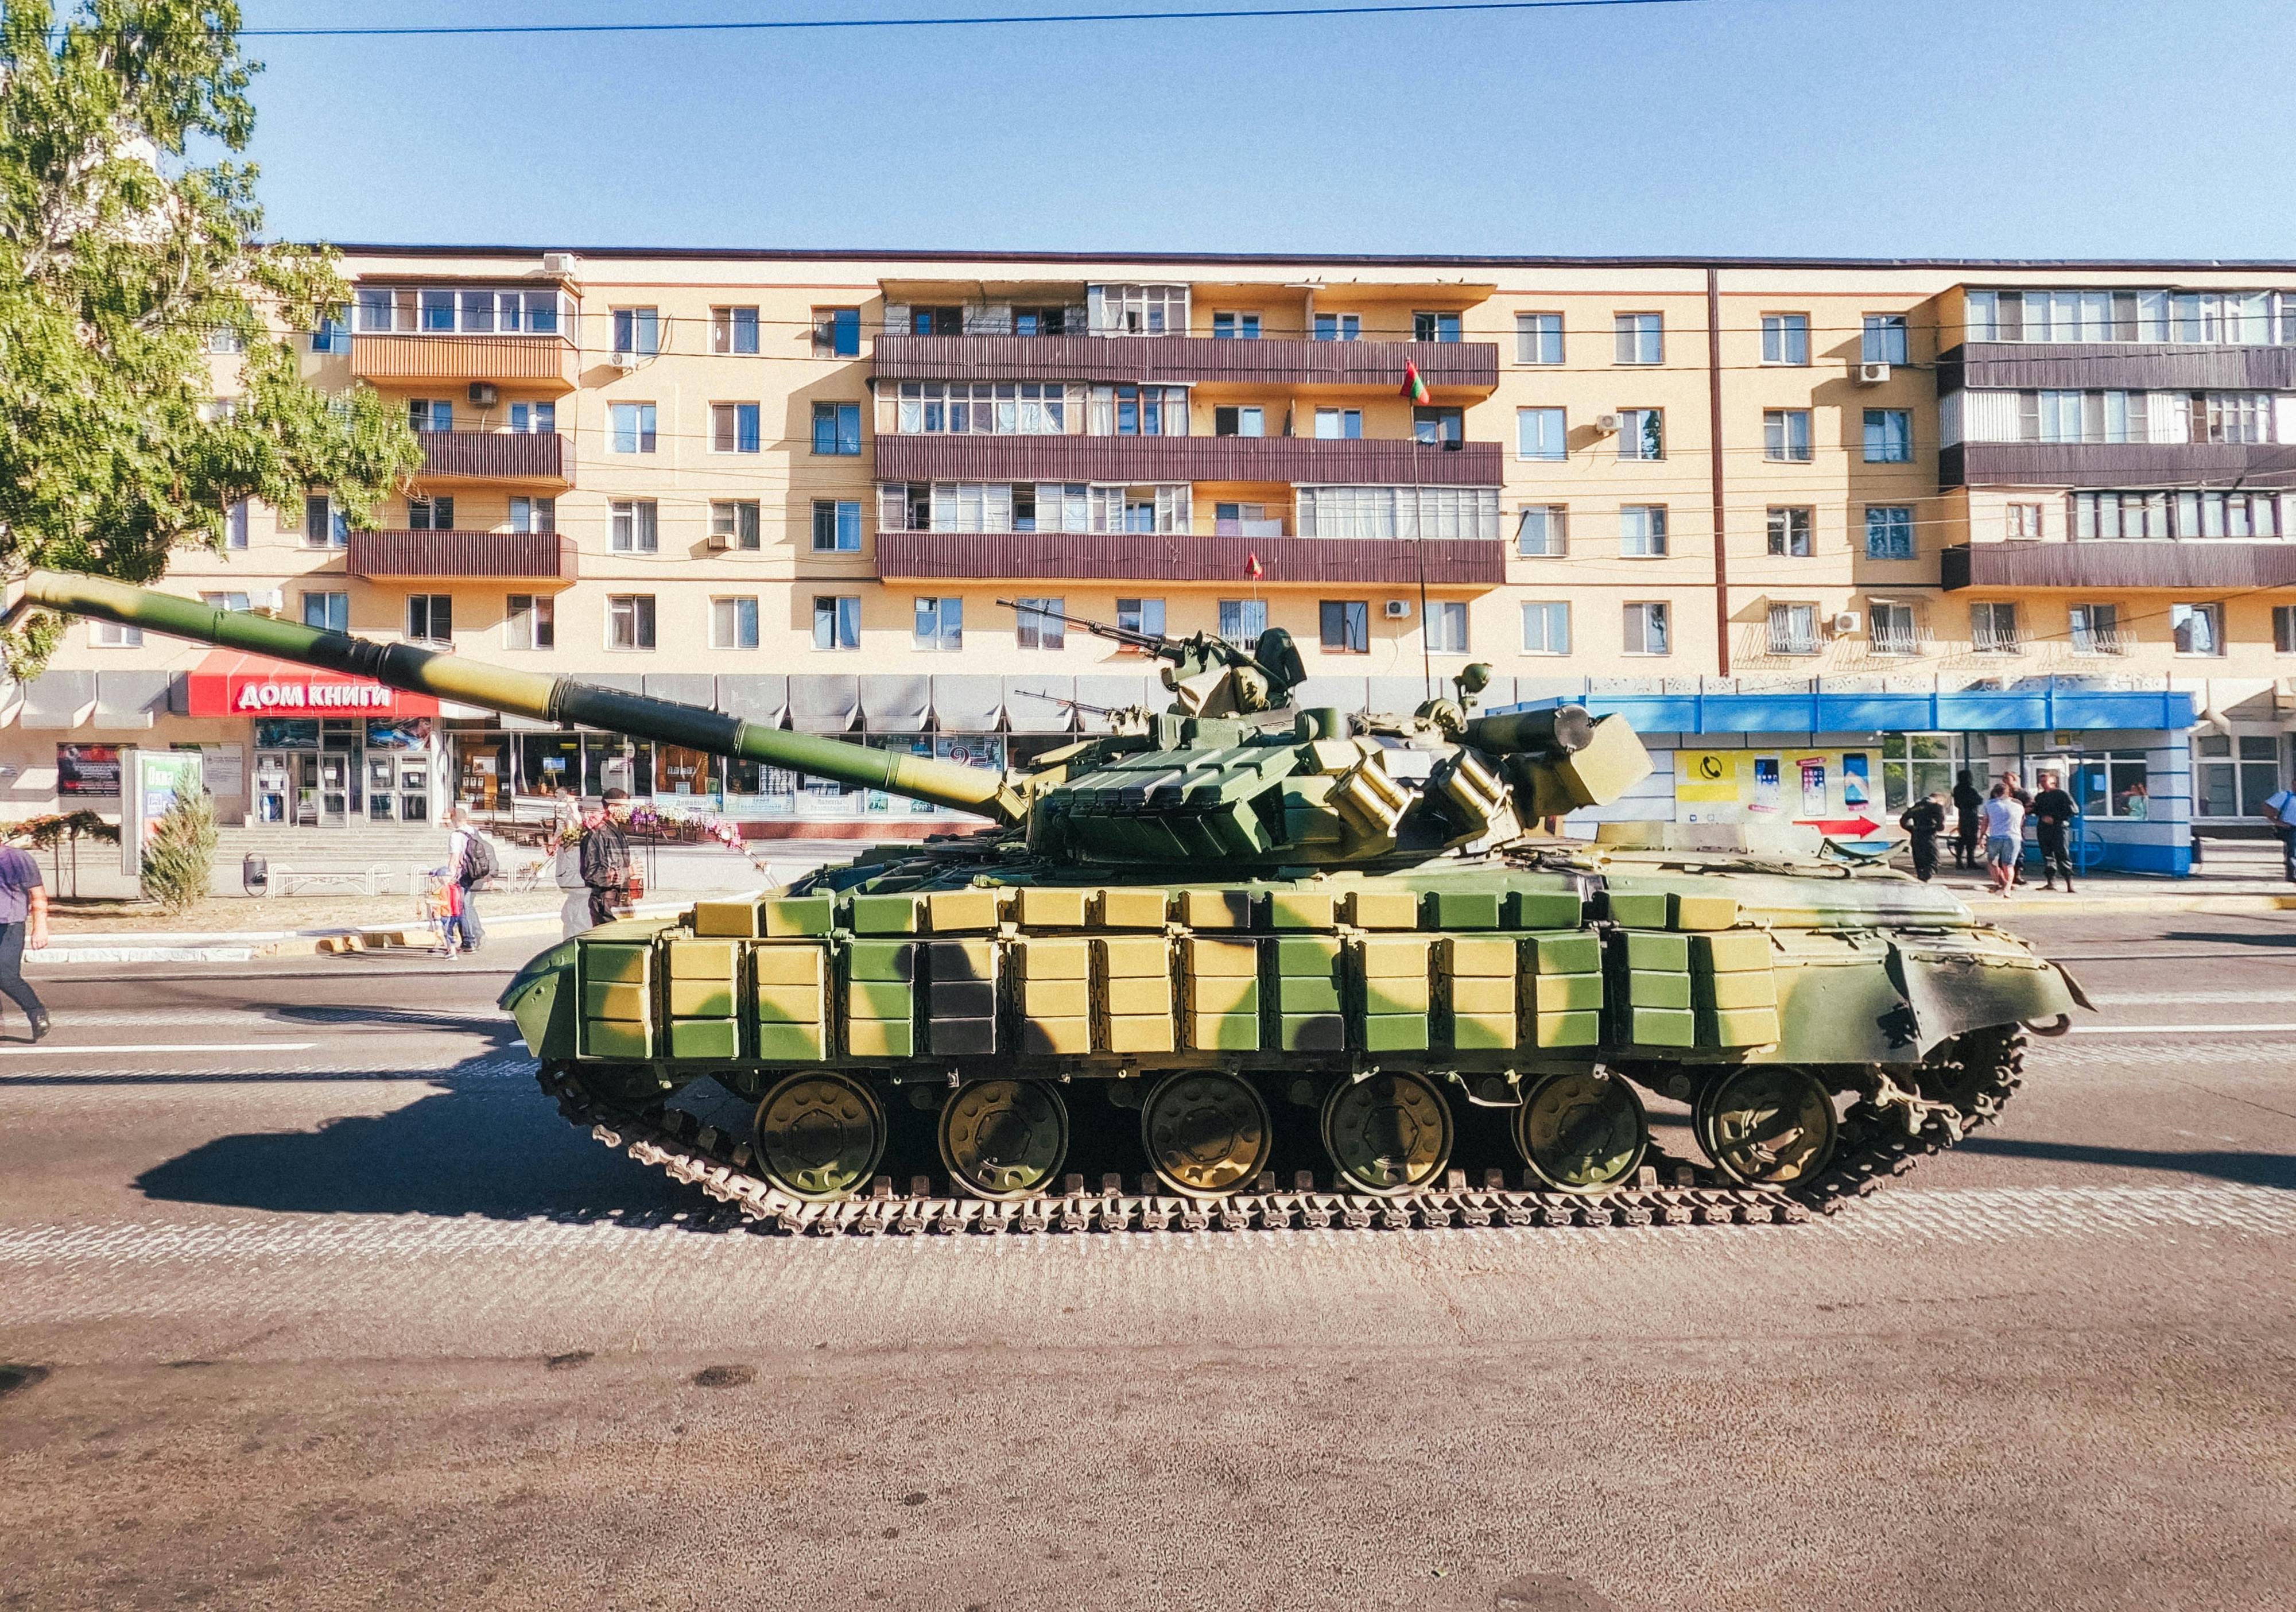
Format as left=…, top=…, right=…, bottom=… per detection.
left=1399, top=360, right=1429, bottom=404
left=1244, top=553, right=1264, bottom=580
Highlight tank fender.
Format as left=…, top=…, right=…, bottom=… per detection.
left=1887, top=934, right=2081, bottom=1056
left=500, top=939, right=581, bottom=1060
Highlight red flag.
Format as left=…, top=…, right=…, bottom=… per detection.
left=1399, top=359, right=1429, bottom=404
left=1244, top=553, right=1264, bottom=580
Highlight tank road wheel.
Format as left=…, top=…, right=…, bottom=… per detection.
left=1513, top=1070, right=1648, bottom=1193
left=938, top=1079, right=1071, bottom=1200
left=753, top=1072, right=886, bottom=1201
left=1698, top=1066, right=1838, bottom=1186
left=1320, top=1072, right=1455, bottom=1196
left=1141, top=1072, right=1273, bottom=1200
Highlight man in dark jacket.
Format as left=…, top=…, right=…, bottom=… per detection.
left=1951, top=771, right=1983, bottom=870
left=2031, top=769, right=2079, bottom=892
left=579, top=788, right=634, bottom=925
left=1899, top=792, right=1946, bottom=882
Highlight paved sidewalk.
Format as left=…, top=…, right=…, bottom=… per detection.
left=1907, top=837, right=2295, bottom=913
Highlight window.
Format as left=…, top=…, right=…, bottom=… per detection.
left=1522, top=602, right=1569, bottom=655
left=509, top=495, right=557, bottom=533
left=1517, top=407, right=1567, bottom=461
left=418, top=290, right=455, bottom=331
left=354, top=286, right=563, bottom=336
left=1413, top=406, right=1463, bottom=446
left=506, top=594, right=554, bottom=650
left=1620, top=505, right=1667, bottom=557
left=2029, top=389, right=2153, bottom=444
left=2008, top=502, right=2045, bottom=540
left=2194, top=733, right=2282, bottom=819
left=302, top=591, right=348, bottom=632
left=1516, top=505, right=1567, bottom=557
left=206, top=326, right=242, bottom=354
left=814, top=595, right=861, bottom=650
left=310, top=308, right=348, bottom=354
left=200, top=591, right=250, bottom=613
left=1623, top=602, right=1669, bottom=656
left=2278, top=605, right=2296, bottom=653
left=1214, top=405, right=1265, bottom=438
left=1863, top=409, right=1912, bottom=462
left=1014, top=597, right=1066, bottom=650
left=713, top=501, right=762, bottom=550
left=304, top=493, right=347, bottom=548
left=709, top=402, right=762, bottom=454
left=1864, top=505, right=1915, bottom=560
left=1971, top=601, right=2020, bottom=654
left=809, top=500, right=860, bottom=553
left=2204, top=392, right=2274, bottom=444
left=1294, top=486, right=1499, bottom=540
left=1313, top=312, right=1361, bottom=342
left=508, top=401, right=556, bottom=433
left=406, top=594, right=452, bottom=643
left=712, top=597, right=760, bottom=650
left=914, top=596, right=964, bottom=651
left=224, top=499, right=249, bottom=549
left=1414, top=311, right=1462, bottom=343
left=812, top=402, right=862, bottom=455
left=1426, top=601, right=1469, bottom=653
left=406, top=496, right=456, bottom=530
left=1314, top=408, right=1363, bottom=440
left=1614, top=313, right=1663, bottom=365
left=2076, top=489, right=2285, bottom=540
left=1212, top=312, right=1261, bottom=340
left=1870, top=601, right=1919, bottom=655
left=408, top=397, right=452, bottom=432
left=1763, top=409, right=1812, bottom=462
left=1217, top=599, right=1268, bottom=643
left=92, top=618, right=142, bottom=647
left=1618, top=408, right=1663, bottom=460
left=2171, top=602, right=2224, bottom=656
left=2069, top=603, right=2123, bottom=656
left=1761, top=314, right=1809, bottom=366
left=1767, top=602, right=1820, bottom=656
left=1320, top=600, right=1370, bottom=654
left=610, top=499, right=658, bottom=553
left=1214, top=502, right=1274, bottom=536
left=1013, top=306, right=1068, bottom=338
left=609, top=402, right=656, bottom=454
left=713, top=306, right=760, bottom=355
left=909, top=306, right=962, bottom=335
left=1117, top=598, right=1166, bottom=637
left=612, top=308, right=660, bottom=356
left=1767, top=507, right=1813, bottom=557
left=1515, top=313, right=1562, bottom=365
left=898, top=381, right=1071, bottom=436
left=813, top=307, right=860, bottom=357
left=1862, top=314, right=1908, bottom=366
left=1091, top=284, right=1188, bottom=335
left=609, top=595, right=657, bottom=650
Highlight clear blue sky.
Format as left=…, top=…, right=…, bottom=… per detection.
left=240, top=0, right=2296, bottom=259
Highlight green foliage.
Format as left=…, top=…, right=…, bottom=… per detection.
left=0, top=1, right=420, bottom=676
left=2, top=808, right=119, bottom=849
left=138, top=782, right=215, bottom=912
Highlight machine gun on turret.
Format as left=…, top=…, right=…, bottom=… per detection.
left=995, top=599, right=1306, bottom=718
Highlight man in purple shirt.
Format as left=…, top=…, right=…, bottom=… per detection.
left=0, top=844, right=51, bottom=1042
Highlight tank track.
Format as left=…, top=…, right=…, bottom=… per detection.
left=535, top=1025, right=2026, bottom=1235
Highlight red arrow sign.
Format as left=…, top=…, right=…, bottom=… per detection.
left=1799, top=816, right=1882, bottom=838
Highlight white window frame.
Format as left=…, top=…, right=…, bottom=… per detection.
left=1013, top=597, right=1067, bottom=652
left=1425, top=600, right=1469, bottom=654
left=1760, top=313, right=1810, bottom=366
left=1620, top=505, right=1668, bottom=557
left=1763, top=409, right=1812, bottom=462
left=1623, top=601, right=1670, bottom=656
left=711, top=596, right=761, bottom=650
left=813, top=595, right=861, bottom=651
left=1614, top=312, right=1663, bottom=365
left=610, top=499, right=659, bottom=553
left=1515, top=312, right=1562, bottom=366
left=608, top=594, right=657, bottom=652
left=1515, top=505, right=1567, bottom=557
left=2170, top=602, right=2224, bottom=657
left=1521, top=601, right=1570, bottom=656
left=506, top=593, right=554, bottom=650
left=913, top=596, right=964, bottom=652
left=1517, top=407, right=1567, bottom=462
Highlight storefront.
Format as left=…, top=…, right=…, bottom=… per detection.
left=183, top=652, right=444, bottom=830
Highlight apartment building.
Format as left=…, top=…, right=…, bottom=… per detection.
left=7, top=249, right=2291, bottom=871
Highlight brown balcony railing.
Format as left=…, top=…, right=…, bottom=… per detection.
left=1942, top=539, right=2296, bottom=590
left=416, top=431, right=567, bottom=485
left=874, top=333, right=1500, bottom=391
left=875, top=531, right=1505, bottom=586
left=874, top=435, right=1502, bottom=486
left=1940, top=440, right=2296, bottom=489
left=351, top=333, right=580, bottom=391
left=347, top=529, right=576, bottom=582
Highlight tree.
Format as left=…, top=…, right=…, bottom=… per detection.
left=139, top=782, right=216, bottom=912
left=0, top=1, right=418, bottom=675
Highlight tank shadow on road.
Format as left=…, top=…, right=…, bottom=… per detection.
left=2159, top=929, right=2296, bottom=949
left=1956, top=1135, right=2296, bottom=1188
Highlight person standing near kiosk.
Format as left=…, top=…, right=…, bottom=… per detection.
left=2031, top=769, right=2078, bottom=893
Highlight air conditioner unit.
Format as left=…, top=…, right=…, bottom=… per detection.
left=1832, top=610, right=1863, bottom=634
left=704, top=532, right=732, bottom=552
left=610, top=351, right=639, bottom=371
left=539, top=252, right=578, bottom=276
left=250, top=588, right=285, bottom=617
left=467, top=382, right=498, bottom=408
left=1593, top=413, right=1620, bottom=435
left=1856, top=362, right=1891, bottom=385
left=1384, top=599, right=1413, bottom=619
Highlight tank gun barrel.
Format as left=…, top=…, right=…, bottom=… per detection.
left=1462, top=706, right=1596, bottom=757
left=5, top=571, right=1027, bottom=825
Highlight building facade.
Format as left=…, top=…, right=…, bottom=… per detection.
left=6, top=249, right=2292, bottom=869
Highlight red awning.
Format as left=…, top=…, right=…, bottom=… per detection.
left=182, top=651, right=441, bottom=719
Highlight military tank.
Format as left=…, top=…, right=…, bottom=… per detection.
left=8, top=570, right=2088, bottom=1233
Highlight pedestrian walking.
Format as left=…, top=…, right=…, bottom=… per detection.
left=1982, top=782, right=2026, bottom=899
left=1899, top=792, right=1946, bottom=882
left=1951, top=770, right=1983, bottom=870
left=445, top=808, right=494, bottom=953
left=2264, top=774, right=2296, bottom=884
left=580, top=788, right=635, bottom=926
left=2030, top=770, right=2079, bottom=892
left=0, top=840, right=51, bottom=1042
left=1996, top=772, right=2033, bottom=885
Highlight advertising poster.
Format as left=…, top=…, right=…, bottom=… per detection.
left=57, top=743, right=122, bottom=797
left=123, top=748, right=205, bottom=875
left=1675, top=749, right=1882, bottom=837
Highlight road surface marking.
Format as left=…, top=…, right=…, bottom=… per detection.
left=0, top=1040, right=320, bottom=1057
left=2072, top=1023, right=2296, bottom=1036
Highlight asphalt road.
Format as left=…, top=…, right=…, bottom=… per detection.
left=2, top=909, right=2292, bottom=1612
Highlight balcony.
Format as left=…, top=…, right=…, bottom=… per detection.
left=347, top=529, right=577, bottom=583
left=417, top=431, right=568, bottom=486
left=351, top=334, right=580, bottom=392
left=1941, top=540, right=2296, bottom=591
left=873, top=435, right=1502, bottom=487
left=874, top=334, right=1499, bottom=392
left=875, top=531, right=1506, bottom=586
left=1940, top=341, right=2296, bottom=394
left=1941, top=440, right=2296, bottom=490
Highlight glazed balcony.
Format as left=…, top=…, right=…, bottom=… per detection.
left=1941, top=540, right=2296, bottom=590
left=875, top=531, right=1506, bottom=586
left=874, top=334, right=1499, bottom=393
left=351, top=333, right=580, bottom=392
left=1940, top=440, right=2296, bottom=490
left=347, top=529, right=577, bottom=583
left=873, top=434, right=1502, bottom=487
left=416, top=431, right=568, bottom=487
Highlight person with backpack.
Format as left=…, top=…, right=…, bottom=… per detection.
left=446, top=807, right=497, bottom=954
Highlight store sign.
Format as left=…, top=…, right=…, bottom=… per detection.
left=183, top=651, right=439, bottom=719
left=232, top=679, right=401, bottom=712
